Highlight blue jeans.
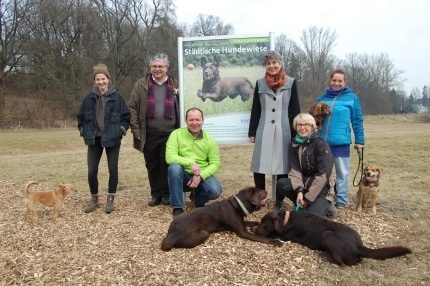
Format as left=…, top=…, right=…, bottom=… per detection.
left=334, top=156, right=350, bottom=206
left=168, top=163, right=222, bottom=209
left=87, top=137, right=120, bottom=195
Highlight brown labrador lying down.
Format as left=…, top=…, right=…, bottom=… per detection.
left=160, top=187, right=282, bottom=251
left=254, top=210, right=411, bottom=265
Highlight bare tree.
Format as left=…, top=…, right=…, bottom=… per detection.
left=275, top=34, right=306, bottom=82
left=300, top=26, right=338, bottom=101
left=422, top=86, right=429, bottom=107
left=17, top=0, right=97, bottom=117
left=0, top=0, right=35, bottom=110
left=187, top=14, right=234, bottom=37
left=342, top=52, right=404, bottom=114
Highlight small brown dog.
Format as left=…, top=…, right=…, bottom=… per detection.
left=309, top=102, right=331, bottom=130
left=354, top=164, right=381, bottom=213
left=24, top=181, right=77, bottom=225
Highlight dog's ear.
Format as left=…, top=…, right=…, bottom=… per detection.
left=309, top=103, right=323, bottom=116
left=377, top=168, right=381, bottom=178
left=273, top=211, right=288, bottom=233
left=316, top=103, right=323, bottom=114
left=200, top=57, right=207, bottom=68
left=273, top=216, right=284, bottom=233
left=322, top=103, right=331, bottom=114
left=249, top=188, right=262, bottom=206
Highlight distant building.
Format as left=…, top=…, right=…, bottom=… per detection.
left=411, top=104, right=428, bottom=114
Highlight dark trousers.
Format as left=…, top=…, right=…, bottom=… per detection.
left=143, top=131, right=171, bottom=200
left=87, top=137, right=120, bottom=195
left=276, top=178, right=329, bottom=217
left=253, top=172, right=288, bottom=190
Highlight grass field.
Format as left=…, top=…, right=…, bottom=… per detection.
left=0, top=114, right=429, bottom=285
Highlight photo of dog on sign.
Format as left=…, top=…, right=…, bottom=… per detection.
left=197, top=55, right=254, bottom=102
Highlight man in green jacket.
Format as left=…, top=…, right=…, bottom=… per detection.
left=166, top=107, right=222, bottom=217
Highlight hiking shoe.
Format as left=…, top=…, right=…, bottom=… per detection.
left=335, top=203, right=346, bottom=209
left=84, top=195, right=100, bottom=213
left=172, top=208, right=184, bottom=217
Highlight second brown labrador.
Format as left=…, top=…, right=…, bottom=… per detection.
left=160, top=187, right=282, bottom=251
left=254, top=210, right=411, bottom=265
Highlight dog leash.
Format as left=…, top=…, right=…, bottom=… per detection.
left=352, top=147, right=364, bottom=187
left=295, top=203, right=307, bottom=212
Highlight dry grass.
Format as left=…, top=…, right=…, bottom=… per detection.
left=0, top=114, right=429, bottom=285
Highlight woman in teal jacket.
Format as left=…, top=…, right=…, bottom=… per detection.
left=315, top=69, right=364, bottom=208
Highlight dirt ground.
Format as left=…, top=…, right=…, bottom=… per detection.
left=0, top=179, right=427, bottom=286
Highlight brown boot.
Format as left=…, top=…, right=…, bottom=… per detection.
left=106, top=194, right=115, bottom=214
left=84, top=195, right=100, bottom=213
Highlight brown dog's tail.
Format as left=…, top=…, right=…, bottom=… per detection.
left=360, top=246, right=411, bottom=260
left=24, top=181, right=39, bottom=197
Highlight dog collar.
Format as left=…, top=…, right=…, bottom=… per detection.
left=234, top=196, right=250, bottom=216
left=283, top=211, right=290, bottom=226
left=364, top=178, right=379, bottom=187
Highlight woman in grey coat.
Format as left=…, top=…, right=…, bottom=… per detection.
left=248, top=51, right=300, bottom=192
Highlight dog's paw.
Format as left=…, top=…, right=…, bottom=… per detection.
left=270, top=239, right=283, bottom=247
left=197, top=89, right=202, bottom=96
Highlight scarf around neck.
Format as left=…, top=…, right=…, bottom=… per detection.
left=325, top=86, right=350, bottom=98
left=146, top=74, right=174, bottom=119
left=265, top=69, right=287, bottom=92
left=295, top=133, right=308, bottom=144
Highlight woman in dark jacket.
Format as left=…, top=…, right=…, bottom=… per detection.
left=77, top=63, right=130, bottom=214
left=276, top=113, right=337, bottom=218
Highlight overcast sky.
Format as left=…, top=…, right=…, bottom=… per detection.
left=174, top=0, right=429, bottom=94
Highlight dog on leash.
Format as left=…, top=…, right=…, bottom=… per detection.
left=24, top=181, right=77, bottom=225
left=309, top=102, right=331, bottom=130
left=197, top=55, right=254, bottom=102
left=353, top=164, right=381, bottom=213
left=254, top=210, right=411, bottom=266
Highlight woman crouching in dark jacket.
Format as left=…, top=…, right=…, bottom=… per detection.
left=275, top=113, right=337, bottom=218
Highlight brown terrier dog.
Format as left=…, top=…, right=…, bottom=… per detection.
left=309, top=102, right=331, bottom=130
left=24, top=181, right=77, bottom=225
left=354, top=164, right=381, bottom=214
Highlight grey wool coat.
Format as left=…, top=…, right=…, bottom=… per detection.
left=248, top=76, right=300, bottom=175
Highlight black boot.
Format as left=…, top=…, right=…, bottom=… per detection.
left=106, top=195, right=115, bottom=214
left=84, top=195, right=100, bottom=213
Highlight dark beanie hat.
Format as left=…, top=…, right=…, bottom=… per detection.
left=93, top=63, right=110, bottom=79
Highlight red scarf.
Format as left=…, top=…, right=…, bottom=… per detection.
left=265, top=69, right=287, bottom=92
left=146, top=74, right=174, bottom=119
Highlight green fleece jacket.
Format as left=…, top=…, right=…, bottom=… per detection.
left=165, top=127, right=221, bottom=179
